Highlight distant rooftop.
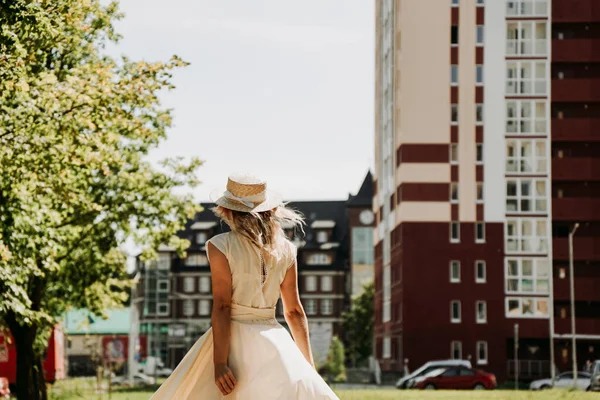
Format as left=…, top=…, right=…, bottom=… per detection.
left=63, top=308, right=130, bottom=335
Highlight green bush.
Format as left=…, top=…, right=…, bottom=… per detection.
left=322, top=336, right=347, bottom=383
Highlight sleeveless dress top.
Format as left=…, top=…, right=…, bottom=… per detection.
left=150, top=232, right=339, bottom=400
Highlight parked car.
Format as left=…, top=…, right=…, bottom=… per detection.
left=395, top=359, right=472, bottom=389
left=111, top=373, right=156, bottom=386
left=529, top=371, right=591, bottom=391
left=413, top=366, right=497, bottom=390
left=591, top=360, right=600, bottom=392
left=0, top=377, right=10, bottom=399
left=139, top=356, right=173, bottom=377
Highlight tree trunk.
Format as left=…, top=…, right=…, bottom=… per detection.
left=11, top=324, right=48, bottom=400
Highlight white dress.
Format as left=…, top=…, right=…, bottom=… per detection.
left=150, top=232, right=339, bottom=399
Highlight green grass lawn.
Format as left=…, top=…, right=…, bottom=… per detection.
left=47, top=379, right=599, bottom=400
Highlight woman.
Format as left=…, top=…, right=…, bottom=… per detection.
left=151, top=174, right=339, bottom=399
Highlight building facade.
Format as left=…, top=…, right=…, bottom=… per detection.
left=373, top=0, right=600, bottom=383
left=134, top=174, right=373, bottom=369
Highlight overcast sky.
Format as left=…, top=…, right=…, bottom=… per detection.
left=109, top=0, right=375, bottom=202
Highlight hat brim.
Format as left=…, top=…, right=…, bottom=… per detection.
left=209, top=189, right=283, bottom=213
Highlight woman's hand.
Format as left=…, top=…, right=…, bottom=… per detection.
left=214, top=363, right=236, bottom=396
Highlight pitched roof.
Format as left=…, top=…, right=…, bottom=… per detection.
left=347, top=171, right=373, bottom=207
left=63, top=308, right=131, bottom=335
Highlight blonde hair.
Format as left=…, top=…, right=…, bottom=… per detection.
left=212, top=204, right=304, bottom=260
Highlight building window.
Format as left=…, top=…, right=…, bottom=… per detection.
left=316, top=230, right=328, bottom=243
left=476, top=25, right=484, bottom=46
left=506, top=258, right=550, bottom=294
left=383, top=265, right=391, bottom=323
left=450, top=183, right=459, bottom=203
left=476, top=222, right=485, bottom=243
left=321, top=299, right=333, bottom=315
left=506, top=101, right=548, bottom=135
left=383, top=336, right=392, bottom=359
left=452, top=0, right=459, bottom=6
left=185, top=254, right=208, bottom=266
left=157, top=303, right=169, bottom=316
left=506, top=61, right=547, bottom=96
left=352, top=227, right=374, bottom=265
left=506, top=179, right=548, bottom=213
left=158, top=279, right=169, bottom=292
left=477, top=341, right=488, bottom=365
left=199, top=276, right=210, bottom=293
left=451, top=104, right=459, bottom=125
left=476, top=261, right=486, bottom=283
left=451, top=341, right=462, bottom=360
left=198, top=300, right=210, bottom=316
left=451, top=25, right=459, bottom=46
left=476, top=143, right=483, bottom=164
left=559, top=267, right=566, bottom=279
left=507, top=21, right=548, bottom=57
left=305, top=276, right=317, bottom=292
left=157, top=253, right=171, bottom=270
left=476, top=104, right=484, bottom=125
left=306, top=253, right=332, bottom=265
left=476, top=0, right=484, bottom=5
left=451, top=65, right=459, bottom=85
left=506, top=140, right=547, bottom=174
left=183, top=277, right=195, bottom=293
left=450, top=222, right=460, bottom=243
left=305, top=299, right=317, bottom=316
left=321, top=276, right=333, bottom=292
left=506, top=0, right=549, bottom=17
left=451, top=301, right=461, bottom=323
left=506, top=297, right=549, bottom=318
left=183, top=299, right=194, bottom=317
left=476, top=301, right=487, bottom=323
left=506, top=219, right=548, bottom=254
left=476, top=183, right=484, bottom=203
left=196, top=232, right=208, bottom=245
left=476, top=65, right=484, bottom=86
left=450, top=144, right=459, bottom=164
left=450, top=261, right=461, bottom=283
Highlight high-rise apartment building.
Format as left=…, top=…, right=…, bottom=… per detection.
left=374, top=0, right=600, bottom=383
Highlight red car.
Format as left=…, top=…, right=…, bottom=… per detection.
left=414, top=366, right=496, bottom=390
left=0, top=377, right=10, bottom=399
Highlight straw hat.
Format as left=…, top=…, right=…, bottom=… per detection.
left=210, top=174, right=283, bottom=213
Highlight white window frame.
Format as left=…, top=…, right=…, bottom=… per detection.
left=451, top=341, right=462, bottom=360
left=198, top=299, right=210, bottom=316
left=506, top=178, right=548, bottom=214
left=451, top=300, right=461, bottom=323
left=305, top=299, right=317, bottom=316
left=476, top=65, right=484, bottom=86
left=450, top=261, right=461, bottom=283
left=477, top=341, right=488, bottom=365
left=476, top=261, right=487, bottom=283
left=505, top=219, right=549, bottom=254
left=383, top=265, right=391, bottom=323
left=506, top=0, right=549, bottom=17
left=450, top=222, right=460, bottom=243
left=450, top=144, right=459, bottom=164
left=199, top=276, right=210, bottom=293
left=158, top=253, right=171, bottom=270
left=183, top=277, right=195, bottom=293
left=476, top=0, right=484, bottom=5
left=157, top=279, right=170, bottom=293
left=506, top=100, right=548, bottom=135
left=185, top=254, right=208, bottom=266
left=451, top=65, right=459, bottom=86
left=476, top=25, right=484, bottom=46
left=506, top=21, right=548, bottom=57
left=183, top=299, right=194, bottom=317
left=383, top=336, right=392, bottom=359
left=506, top=61, right=548, bottom=96
left=157, top=303, right=169, bottom=316
left=320, top=276, right=333, bottom=292
left=450, top=182, right=459, bottom=203
left=505, top=257, right=550, bottom=294
left=305, top=276, right=317, bottom=292
left=506, top=297, right=549, bottom=318
left=316, top=230, right=328, bottom=243
left=506, top=139, right=548, bottom=174
left=476, top=301, right=487, bottom=324
left=321, top=299, right=333, bottom=315
left=196, top=232, right=208, bottom=245
left=451, top=104, right=459, bottom=125
left=476, top=222, right=486, bottom=243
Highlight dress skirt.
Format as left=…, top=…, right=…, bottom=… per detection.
left=150, top=303, right=339, bottom=399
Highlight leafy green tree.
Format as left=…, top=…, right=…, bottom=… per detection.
left=323, top=336, right=347, bottom=383
left=342, top=283, right=374, bottom=367
left=0, top=1, right=200, bottom=398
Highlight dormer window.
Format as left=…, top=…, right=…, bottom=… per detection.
left=306, top=252, right=333, bottom=265
left=316, top=230, right=328, bottom=243
left=196, top=232, right=207, bottom=245
left=190, top=222, right=216, bottom=245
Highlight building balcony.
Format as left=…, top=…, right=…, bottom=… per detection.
left=552, top=158, right=600, bottom=181
left=554, top=278, right=600, bottom=302
left=552, top=119, right=600, bottom=142
left=553, top=198, right=600, bottom=221
left=554, top=318, right=600, bottom=336
left=553, top=237, right=600, bottom=261
left=553, top=0, right=600, bottom=23
left=552, top=39, right=600, bottom=63
left=552, top=78, right=600, bottom=102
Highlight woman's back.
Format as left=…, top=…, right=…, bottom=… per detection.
left=206, top=231, right=296, bottom=309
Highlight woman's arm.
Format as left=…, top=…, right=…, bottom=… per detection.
left=208, top=242, right=237, bottom=396
left=280, top=261, right=315, bottom=368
